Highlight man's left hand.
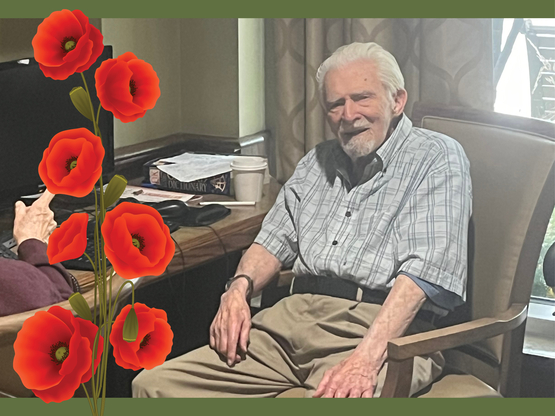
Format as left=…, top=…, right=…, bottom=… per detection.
left=313, top=349, right=381, bottom=398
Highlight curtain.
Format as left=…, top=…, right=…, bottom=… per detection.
left=265, top=19, right=495, bottom=183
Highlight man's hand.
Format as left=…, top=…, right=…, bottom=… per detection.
left=314, top=274, right=427, bottom=398
left=209, top=278, right=252, bottom=367
left=313, top=347, right=383, bottom=398
left=13, top=190, right=57, bottom=246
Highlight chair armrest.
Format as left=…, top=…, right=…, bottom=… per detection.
left=276, top=269, right=294, bottom=287
left=386, top=303, right=527, bottom=361
left=380, top=303, right=527, bottom=397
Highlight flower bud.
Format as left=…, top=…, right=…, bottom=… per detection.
left=122, top=306, right=139, bottom=342
left=69, top=86, right=94, bottom=122
left=104, top=174, right=128, bottom=207
left=68, top=292, right=92, bottom=321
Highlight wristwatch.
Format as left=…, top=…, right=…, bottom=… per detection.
left=224, top=274, right=253, bottom=302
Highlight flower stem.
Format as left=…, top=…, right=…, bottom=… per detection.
left=112, top=280, right=135, bottom=312
left=80, top=72, right=98, bottom=137
left=93, top=187, right=105, bottom=325
left=90, top=321, right=107, bottom=413
left=83, top=252, right=97, bottom=276
left=96, top=104, right=103, bottom=140
left=101, top=269, right=116, bottom=416
left=81, top=383, right=97, bottom=416
left=93, top=186, right=100, bottom=326
left=97, top=175, right=109, bottom=416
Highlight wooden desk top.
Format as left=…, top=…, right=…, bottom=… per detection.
left=0, top=179, right=281, bottom=346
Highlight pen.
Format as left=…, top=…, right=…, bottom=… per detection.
left=199, top=201, right=255, bottom=206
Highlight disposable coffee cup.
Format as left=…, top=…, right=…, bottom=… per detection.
left=230, top=157, right=268, bottom=202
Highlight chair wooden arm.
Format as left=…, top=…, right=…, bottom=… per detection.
left=276, top=269, right=294, bottom=287
left=387, top=303, right=527, bottom=360
left=380, top=303, right=527, bottom=397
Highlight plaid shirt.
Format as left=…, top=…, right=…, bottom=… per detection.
left=255, top=115, right=472, bottom=314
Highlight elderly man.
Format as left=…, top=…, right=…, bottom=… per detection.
left=133, top=42, right=472, bottom=398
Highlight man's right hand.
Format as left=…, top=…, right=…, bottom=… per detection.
left=209, top=278, right=252, bottom=367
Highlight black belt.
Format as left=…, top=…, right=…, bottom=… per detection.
left=290, top=275, right=438, bottom=325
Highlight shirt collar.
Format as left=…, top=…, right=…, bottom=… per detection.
left=375, top=113, right=412, bottom=173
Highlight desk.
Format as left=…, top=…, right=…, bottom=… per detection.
left=0, top=178, right=281, bottom=397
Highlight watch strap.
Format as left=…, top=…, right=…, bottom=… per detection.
left=225, top=274, right=253, bottom=302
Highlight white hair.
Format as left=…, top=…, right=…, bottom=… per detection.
left=316, top=42, right=405, bottom=102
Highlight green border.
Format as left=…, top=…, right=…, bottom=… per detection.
left=0, top=0, right=554, bottom=17
left=2, top=1, right=555, bottom=415
left=1, top=398, right=554, bottom=415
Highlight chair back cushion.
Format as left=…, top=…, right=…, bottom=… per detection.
left=422, top=116, right=555, bottom=366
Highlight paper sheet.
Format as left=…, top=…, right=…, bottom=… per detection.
left=119, top=185, right=195, bottom=204
left=156, top=153, right=236, bottom=183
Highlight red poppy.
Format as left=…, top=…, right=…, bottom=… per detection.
left=13, top=306, right=103, bottom=403
left=110, top=303, right=173, bottom=371
left=38, top=128, right=105, bottom=198
left=95, top=52, right=160, bottom=123
left=101, top=202, right=175, bottom=279
left=47, top=213, right=89, bottom=264
left=32, top=9, right=104, bottom=81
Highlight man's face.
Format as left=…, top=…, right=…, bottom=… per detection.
left=324, top=59, right=406, bottom=161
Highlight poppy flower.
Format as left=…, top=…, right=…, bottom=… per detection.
left=13, top=306, right=103, bottom=403
left=101, top=202, right=175, bottom=279
left=47, top=213, right=89, bottom=264
left=32, top=9, right=104, bottom=80
left=95, top=52, right=160, bottom=123
left=110, top=303, right=173, bottom=371
left=38, top=128, right=105, bottom=198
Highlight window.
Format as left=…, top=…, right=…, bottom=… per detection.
left=494, top=18, right=555, bottom=301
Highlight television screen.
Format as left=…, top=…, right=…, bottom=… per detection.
left=0, top=45, right=114, bottom=209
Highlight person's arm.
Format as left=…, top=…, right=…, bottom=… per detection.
left=314, top=274, right=425, bottom=398
left=17, top=238, right=78, bottom=293
left=227, top=242, right=283, bottom=297
left=0, top=239, right=75, bottom=317
left=0, top=190, right=77, bottom=317
left=210, top=152, right=311, bottom=366
left=210, top=243, right=282, bottom=366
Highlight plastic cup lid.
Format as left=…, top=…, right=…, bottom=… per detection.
left=231, top=157, right=267, bottom=170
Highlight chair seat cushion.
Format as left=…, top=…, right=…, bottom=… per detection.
left=415, top=374, right=502, bottom=398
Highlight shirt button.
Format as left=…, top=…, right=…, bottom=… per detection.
left=332, top=240, right=338, bottom=246
left=345, top=211, right=352, bottom=217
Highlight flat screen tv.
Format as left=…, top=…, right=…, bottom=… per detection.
left=0, top=45, right=114, bottom=210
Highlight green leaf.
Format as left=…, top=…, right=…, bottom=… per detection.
left=69, top=86, right=94, bottom=122
left=104, top=174, right=128, bottom=207
left=123, top=306, right=139, bottom=343
left=68, top=292, right=92, bottom=321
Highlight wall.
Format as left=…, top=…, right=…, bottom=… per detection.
left=180, top=19, right=239, bottom=138
left=1, top=18, right=265, bottom=150
left=102, top=18, right=182, bottom=149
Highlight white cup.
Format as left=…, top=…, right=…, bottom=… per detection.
left=230, top=157, right=267, bottom=202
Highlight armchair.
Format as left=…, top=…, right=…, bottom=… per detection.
left=273, top=102, right=555, bottom=398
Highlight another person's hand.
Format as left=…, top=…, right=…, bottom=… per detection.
left=313, top=348, right=382, bottom=398
left=13, top=190, right=57, bottom=246
left=209, top=278, right=251, bottom=367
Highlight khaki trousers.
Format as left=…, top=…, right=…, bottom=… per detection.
left=132, top=294, right=444, bottom=398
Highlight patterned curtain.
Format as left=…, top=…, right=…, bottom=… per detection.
left=265, top=19, right=495, bottom=183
